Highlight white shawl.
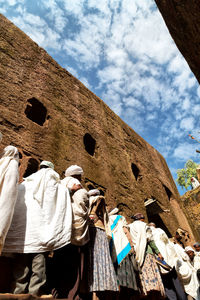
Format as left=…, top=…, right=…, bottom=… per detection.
left=191, top=177, right=200, bottom=189
left=62, top=177, right=89, bottom=246
left=4, top=168, right=72, bottom=253
left=174, top=244, right=200, bottom=300
left=128, top=220, right=147, bottom=267
left=150, top=227, right=178, bottom=272
left=0, top=146, right=19, bottom=254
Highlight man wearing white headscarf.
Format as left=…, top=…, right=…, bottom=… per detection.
left=0, top=145, right=19, bottom=254
left=171, top=243, right=200, bottom=300
left=4, top=160, right=72, bottom=296
left=51, top=165, right=89, bottom=299
left=191, top=177, right=200, bottom=190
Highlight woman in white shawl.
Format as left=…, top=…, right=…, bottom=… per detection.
left=0, top=145, right=19, bottom=254
left=128, top=213, right=165, bottom=299
left=86, top=189, right=118, bottom=299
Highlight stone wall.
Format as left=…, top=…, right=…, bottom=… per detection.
left=155, top=0, right=200, bottom=84
left=0, top=14, right=193, bottom=237
left=181, top=186, right=200, bottom=240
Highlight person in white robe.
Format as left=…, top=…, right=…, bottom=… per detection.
left=191, top=177, right=200, bottom=190
left=128, top=213, right=165, bottom=298
left=149, top=223, right=187, bottom=300
left=193, top=243, right=200, bottom=257
left=4, top=160, right=72, bottom=296
left=52, top=165, right=89, bottom=299
left=172, top=243, right=200, bottom=300
left=0, top=145, right=19, bottom=254
left=62, top=165, right=89, bottom=246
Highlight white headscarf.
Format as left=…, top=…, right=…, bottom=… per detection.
left=88, top=189, right=100, bottom=197
left=40, top=160, right=54, bottom=169
left=0, top=145, right=19, bottom=254
left=0, top=146, right=19, bottom=188
left=185, top=246, right=195, bottom=253
left=25, top=165, right=59, bottom=206
left=65, top=165, right=83, bottom=177
left=191, top=177, right=200, bottom=189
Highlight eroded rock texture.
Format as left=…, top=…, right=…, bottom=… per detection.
left=0, top=14, right=193, bottom=238
left=181, top=187, right=200, bottom=239
left=155, top=0, right=200, bottom=83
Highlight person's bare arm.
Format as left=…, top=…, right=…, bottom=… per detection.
left=71, top=183, right=82, bottom=193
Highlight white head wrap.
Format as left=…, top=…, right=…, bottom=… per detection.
left=40, top=161, right=54, bottom=169
left=191, top=177, right=200, bottom=189
left=108, top=207, right=119, bottom=216
left=65, top=165, right=83, bottom=177
left=88, top=189, right=100, bottom=197
left=0, top=145, right=19, bottom=254
left=185, top=246, right=194, bottom=253
left=2, top=145, right=19, bottom=159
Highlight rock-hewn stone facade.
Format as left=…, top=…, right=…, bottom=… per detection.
left=0, top=14, right=193, bottom=238
left=155, top=0, right=200, bottom=84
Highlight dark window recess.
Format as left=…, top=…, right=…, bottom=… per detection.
left=87, top=184, right=95, bottom=190
left=99, top=190, right=104, bottom=196
left=131, top=163, right=140, bottom=180
left=163, top=185, right=172, bottom=201
left=23, top=158, right=39, bottom=177
left=83, top=133, right=96, bottom=156
left=24, top=98, right=47, bottom=126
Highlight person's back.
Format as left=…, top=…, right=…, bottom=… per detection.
left=0, top=145, right=19, bottom=254
left=3, top=161, right=72, bottom=297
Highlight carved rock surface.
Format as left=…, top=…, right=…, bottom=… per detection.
left=0, top=14, right=193, bottom=237
left=155, top=0, right=200, bottom=83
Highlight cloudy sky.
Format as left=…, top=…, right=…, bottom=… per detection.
left=1, top=0, right=200, bottom=194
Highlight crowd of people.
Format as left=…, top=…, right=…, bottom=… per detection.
left=0, top=145, right=200, bottom=300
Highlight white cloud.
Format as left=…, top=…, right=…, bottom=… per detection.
left=123, top=97, right=144, bottom=110
left=79, top=77, right=91, bottom=90
left=11, top=13, right=61, bottom=50
left=66, top=66, right=79, bottom=77
left=173, top=143, right=198, bottom=161
left=42, top=0, right=68, bottom=32
left=180, top=117, right=194, bottom=131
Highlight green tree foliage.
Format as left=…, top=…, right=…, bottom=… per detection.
left=176, top=159, right=198, bottom=190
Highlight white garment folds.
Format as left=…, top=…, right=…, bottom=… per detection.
left=62, top=176, right=89, bottom=246
left=109, top=214, right=131, bottom=265
left=4, top=168, right=72, bottom=253
left=174, top=244, right=200, bottom=300
left=150, top=227, right=177, bottom=273
left=128, top=220, right=147, bottom=267
left=0, top=151, right=19, bottom=254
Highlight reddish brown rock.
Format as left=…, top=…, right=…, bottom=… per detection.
left=0, top=14, right=193, bottom=239
left=155, top=0, right=200, bottom=83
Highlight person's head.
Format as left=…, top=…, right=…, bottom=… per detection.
left=65, top=165, right=83, bottom=181
left=131, top=213, right=145, bottom=222
left=2, top=145, right=19, bottom=159
left=88, top=189, right=100, bottom=197
left=193, top=243, right=200, bottom=252
left=175, top=231, right=182, bottom=241
left=40, top=161, right=54, bottom=169
left=148, top=222, right=156, bottom=228
left=185, top=246, right=195, bottom=261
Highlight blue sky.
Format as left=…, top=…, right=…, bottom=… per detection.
left=1, top=0, right=200, bottom=195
